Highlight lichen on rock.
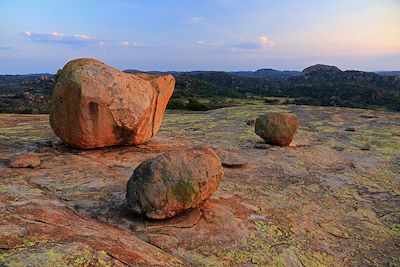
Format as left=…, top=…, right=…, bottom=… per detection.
left=126, top=146, right=224, bottom=219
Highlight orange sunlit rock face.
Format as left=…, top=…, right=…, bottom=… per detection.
left=49, top=58, right=175, bottom=149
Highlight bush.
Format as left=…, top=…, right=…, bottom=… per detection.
left=167, top=98, right=187, bottom=109
left=264, top=98, right=280, bottom=104
left=294, top=98, right=322, bottom=106
left=185, top=98, right=209, bottom=111
left=282, top=99, right=294, bottom=105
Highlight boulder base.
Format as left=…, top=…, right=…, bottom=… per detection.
left=126, top=147, right=223, bottom=219
left=50, top=58, right=175, bottom=149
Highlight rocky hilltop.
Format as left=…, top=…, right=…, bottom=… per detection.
left=301, top=64, right=342, bottom=75
left=1, top=63, right=399, bottom=114
left=0, top=101, right=399, bottom=266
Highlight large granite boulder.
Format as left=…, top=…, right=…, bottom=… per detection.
left=126, top=147, right=223, bottom=219
left=255, top=113, right=299, bottom=146
left=49, top=58, right=175, bottom=149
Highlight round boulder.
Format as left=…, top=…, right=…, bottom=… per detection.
left=126, top=147, right=223, bottom=219
left=255, top=113, right=299, bottom=146
left=50, top=58, right=175, bottom=149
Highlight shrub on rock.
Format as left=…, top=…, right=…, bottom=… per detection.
left=50, top=58, right=175, bottom=149
left=126, top=146, right=223, bottom=219
left=255, top=113, right=299, bottom=146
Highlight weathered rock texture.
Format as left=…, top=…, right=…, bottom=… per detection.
left=214, top=148, right=248, bottom=169
left=255, top=112, right=299, bottom=146
left=126, top=147, right=224, bottom=219
left=1, top=104, right=400, bottom=266
left=50, top=58, right=175, bottom=149
left=9, top=153, right=41, bottom=168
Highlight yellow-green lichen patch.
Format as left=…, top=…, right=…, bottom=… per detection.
left=297, top=250, right=340, bottom=267
left=179, top=250, right=227, bottom=267
left=1, top=105, right=399, bottom=266
left=0, top=242, right=117, bottom=267
left=349, top=124, right=400, bottom=161
left=0, top=121, right=53, bottom=143
left=172, top=179, right=197, bottom=204
left=303, top=120, right=338, bottom=133
left=215, top=219, right=298, bottom=266
left=390, top=223, right=400, bottom=235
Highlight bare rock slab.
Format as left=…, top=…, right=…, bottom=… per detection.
left=50, top=58, right=175, bottom=149
left=126, top=146, right=224, bottom=219
left=255, top=112, right=299, bottom=146
left=214, top=148, right=248, bottom=168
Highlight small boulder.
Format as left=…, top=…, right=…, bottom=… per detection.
left=50, top=58, right=175, bottom=149
left=345, top=127, right=356, bottom=132
left=126, top=147, right=223, bottom=219
left=9, top=153, right=41, bottom=168
left=214, top=149, right=248, bottom=168
left=255, top=113, right=299, bottom=146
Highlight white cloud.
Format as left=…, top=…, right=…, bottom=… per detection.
left=257, top=36, right=273, bottom=47
left=191, top=16, right=205, bottom=22
left=229, top=35, right=274, bottom=50
left=22, top=30, right=143, bottom=49
left=121, top=41, right=130, bottom=47
left=195, top=40, right=225, bottom=47
left=120, top=40, right=142, bottom=47
left=22, top=30, right=95, bottom=45
left=196, top=36, right=273, bottom=53
left=51, top=32, right=65, bottom=38
left=74, top=34, right=91, bottom=40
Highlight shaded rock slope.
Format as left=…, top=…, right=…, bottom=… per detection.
left=0, top=101, right=399, bottom=266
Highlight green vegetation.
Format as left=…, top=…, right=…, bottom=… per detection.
left=0, top=74, right=54, bottom=114
left=0, top=242, right=116, bottom=267
left=167, top=97, right=241, bottom=111
left=1, top=65, right=399, bottom=113
left=264, top=98, right=281, bottom=104
left=171, top=69, right=400, bottom=111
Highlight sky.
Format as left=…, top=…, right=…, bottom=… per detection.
left=0, top=0, right=400, bottom=74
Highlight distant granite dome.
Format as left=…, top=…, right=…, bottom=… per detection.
left=302, top=64, right=341, bottom=75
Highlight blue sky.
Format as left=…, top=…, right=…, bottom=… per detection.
left=1, top=0, right=399, bottom=74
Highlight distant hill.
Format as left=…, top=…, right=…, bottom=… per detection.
left=376, top=71, right=400, bottom=77
left=295, top=65, right=400, bottom=92
left=125, top=69, right=302, bottom=81
left=1, top=64, right=399, bottom=113
left=302, top=64, right=341, bottom=75
left=274, top=64, right=400, bottom=110
left=231, top=69, right=301, bottom=80
left=173, top=64, right=400, bottom=110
